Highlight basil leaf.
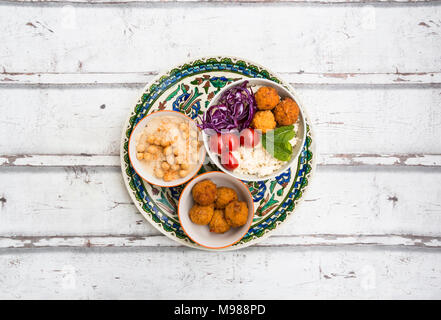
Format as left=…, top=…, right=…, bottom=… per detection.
left=278, top=130, right=295, bottom=142
left=262, top=125, right=296, bottom=161
left=274, top=140, right=293, bottom=161
left=273, top=125, right=294, bottom=136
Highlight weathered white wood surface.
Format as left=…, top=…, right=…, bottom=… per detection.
left=1, top=247, right=440, bottom=299
left=1, top=86, right=441, bottom=157
left=5, top=0, right=441, bottom=4
left=2, top=234, right=441, bottom=249
left=3, top=153, right=441, bottom=167
left=0, top=167, right=440, bottom=243
left=0, top=5, right=440, bottom=74
left=0, top=1, right=440, bottom=299
left=3, top=71, right=441, bottom=85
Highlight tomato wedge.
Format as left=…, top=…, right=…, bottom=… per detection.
left=221, top=133, right=240, bottom=152
left=221, top=151, right=239, bottom=171
left=240, top=128, right=260, bottom=148
left=209, top=133, right=226, bottom=154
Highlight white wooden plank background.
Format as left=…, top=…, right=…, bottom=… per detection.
left=1, top=4, right=440, bottom=74
left=1, top=247, right=440, bottom=299
left=1, top=86, right=441, bottom=157
left=0, top=0, right=440, bottom=299
left=1, top=167, right=441, bottom=238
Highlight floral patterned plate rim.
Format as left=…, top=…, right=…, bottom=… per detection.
left=120, top=56, right=316, bottom=251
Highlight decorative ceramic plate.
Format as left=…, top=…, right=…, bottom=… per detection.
left=120, top=56, right=316, bottom=251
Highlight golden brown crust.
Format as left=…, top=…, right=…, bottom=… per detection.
left=273, top=97, right=300, bottom=126
left=192, top=180, right=217, bottom=205
left=255, top=86, right=280, bottom=110
left=209, top=209, right=231, bottom=233
left=189, top=204, right=215, bottom=225
left=215, top=187, right=238, bottom=209
left=224, top=201, right=249, bottom=228
left=251, top=111, right=277, bottom=134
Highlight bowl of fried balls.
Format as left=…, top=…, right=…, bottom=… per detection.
left=178, top=171, right=254, bottom=249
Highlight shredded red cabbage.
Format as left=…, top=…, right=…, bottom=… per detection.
left=199, top=81, right=256, bottom=133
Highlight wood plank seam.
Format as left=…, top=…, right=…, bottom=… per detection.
left=1, top=71, right=441, bottom=85
left=2, top=0, right=441, bottom=4
left=2, top=154, right=441, bottom=167
left=0, top=234, right=440, bottom=249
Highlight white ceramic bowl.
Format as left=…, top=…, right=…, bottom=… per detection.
left=128, top=110, right=206, bottom=187
left=178, top=171, right=254, bottom=250
left=202, top=78, right=306, bottom=182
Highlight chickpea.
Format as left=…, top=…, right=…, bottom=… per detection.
left=147, top=135, right=155, bottom=144
left=147, top=145, right=159, bottom=154
left=164, top=146, right=173, bottom=156
left=136, top=152, right=144, bottom=160
left=155, top=168, right=164, bottom=179
left=136, top=143, right=146, bottom=153
left=161, top=139, right=171, bottom=147
left=166, top=154, right=175, bottom=165
left=181, top=163, right=189, bottom=170
left=161, top=162, right=170, bottom=170
left=179, top=170, right=189, bottom=178
left=154, top=137, right=162, bottom=145
left=176, top=155, right=184, bottom=164
left=163, top=171, right=176, bottom=182
left=171, top=163, right=180, bottom=171
left=144, top=152, right=153, bottom=161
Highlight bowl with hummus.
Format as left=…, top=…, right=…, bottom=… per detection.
left=128, top=111, right=206, bottom=187
left=200, top=78, right=306, bottom=182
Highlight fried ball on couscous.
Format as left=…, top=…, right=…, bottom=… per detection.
left=273, top=97, right=300, bottom=126
left=189, top=204, right=215, bottom=225
left=251, top=111, right=277, bottom=134
left=209, top=209, right=231, bottom=233
left=255, top=86, right=280, bottom=110
left=225, top=201, right=249, bottom=228
left=192, top=179, right=217, bottom=205
left=215, top=187, right=238, bottom=209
